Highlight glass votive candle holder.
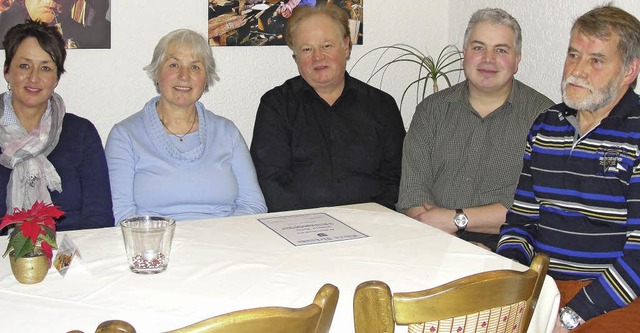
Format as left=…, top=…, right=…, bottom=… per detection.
left=120, top=216, right=176, bottom=274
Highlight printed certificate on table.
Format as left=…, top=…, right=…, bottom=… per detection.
left=258, top=213, right=368, bottom=246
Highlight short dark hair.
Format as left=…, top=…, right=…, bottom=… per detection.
left=285, top=4, right=351, bottom=56
left=3, top=20, right=66, bottom=80
left=572, top=5, right=640, bottom=89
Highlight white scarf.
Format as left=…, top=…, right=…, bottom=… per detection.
left=0, top=92, right=65, bottom=211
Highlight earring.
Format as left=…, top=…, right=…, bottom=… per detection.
left=7, top=83, right=10, bottom=91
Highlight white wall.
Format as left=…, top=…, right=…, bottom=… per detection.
left=1, top=1, right=639, bottom=144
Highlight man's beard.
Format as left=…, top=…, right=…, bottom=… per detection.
left=561, top=72, right=623, bottom=113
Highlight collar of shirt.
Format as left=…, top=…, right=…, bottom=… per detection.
left=299, top=72, right=357, bottom=108
left=444, top=80, right=518, bottom=118
left=0, top=91, right=52, bottom=127
left=559, top=88, right=640, bottom=140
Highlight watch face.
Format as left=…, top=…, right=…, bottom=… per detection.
left=454, top=214, right=468, bottom=228
left=560, top=307, right=580, bottom=330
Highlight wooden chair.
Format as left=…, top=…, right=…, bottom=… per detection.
left=164, top=283, right=339, bottom=333
left=353, top=254, right=549, bottom=333
left=68, top=283, right=338, bottom=333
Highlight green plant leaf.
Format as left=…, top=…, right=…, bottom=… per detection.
left=38, top=226, right=57, bottom=249
left=8, top=232, right=35, bottom=259
left=350, top=43, right=463, bottom=111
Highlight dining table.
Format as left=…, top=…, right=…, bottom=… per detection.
left=0, top=203, right=560, bottom=332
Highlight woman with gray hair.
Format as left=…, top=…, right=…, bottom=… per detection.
left=105, top=29, right=266, bottom=224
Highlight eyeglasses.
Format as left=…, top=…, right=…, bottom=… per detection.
left=294, top=42, right=341, bottom=58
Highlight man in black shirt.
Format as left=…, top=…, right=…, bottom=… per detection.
left=250, top=3, right=405, bottom=212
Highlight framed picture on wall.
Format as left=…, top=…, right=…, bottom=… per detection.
left=208, top=0, right=363, bottom=46
left=0, top=0, right=111, bottom=49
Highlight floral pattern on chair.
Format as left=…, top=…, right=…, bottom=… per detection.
left=407, top=301, right=526, bottom=333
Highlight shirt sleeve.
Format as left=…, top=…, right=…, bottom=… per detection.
left=104, top=124, right=137, bottom=225
left=497, top=129, right=538, bottom=265
left=250, top=91, right=306, bottom=212
left=566, top=159, right=640, bottom=320
left=228, top=126, right=267, bottom=216
left=76, top=120, right=114, bottom=228
left=396, top=99, right=436, bottom=212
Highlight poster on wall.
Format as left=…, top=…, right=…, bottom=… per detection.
left=0, top=0, right=111, bottom=49
left=208, top=0, right=363, bottom=46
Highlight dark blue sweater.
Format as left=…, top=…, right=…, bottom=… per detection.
left=0, top=113, right=114, bottom=231
left=497, top=89, right=640, bottom=320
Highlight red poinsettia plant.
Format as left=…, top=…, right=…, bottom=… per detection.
left=0, top=201, right=64, bottom=262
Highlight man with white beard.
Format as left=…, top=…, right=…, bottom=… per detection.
left=497, top=5, right=640, bottom=332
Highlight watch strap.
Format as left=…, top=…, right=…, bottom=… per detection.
left=453, top=208, right=468, bottom=233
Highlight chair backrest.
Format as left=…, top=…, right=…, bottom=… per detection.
left=353, top=254, right=549, bottom=333
left=164, top=283, right=339, bottom=333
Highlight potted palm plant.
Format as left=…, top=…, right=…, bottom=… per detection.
left=350, top=43, right=463, bottom=111
left=1, top=201, right=64, bottom=284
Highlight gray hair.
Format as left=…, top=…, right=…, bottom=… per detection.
left=143, top=29, right=220, bottom=93
left=463, top=8, right=522, bottom=55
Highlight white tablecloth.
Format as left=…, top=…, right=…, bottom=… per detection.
left=0, top=204, right=559, bottom=332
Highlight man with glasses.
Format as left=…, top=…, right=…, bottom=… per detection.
left=250, top=3, right=405, bottom=212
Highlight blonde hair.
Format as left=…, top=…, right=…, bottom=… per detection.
left=285, top=4, right=351, bottom=56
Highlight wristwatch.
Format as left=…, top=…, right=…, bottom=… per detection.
left=559, top=306, right=582, bottom=330
left=453, top=209, right=468, bottom=231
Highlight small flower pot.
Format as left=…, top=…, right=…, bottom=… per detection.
left=9, top=248, right=50, bottom=284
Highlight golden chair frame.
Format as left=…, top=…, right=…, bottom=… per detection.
left=353, top=254, right=549, bottom=333
left=165, top=283, right=338, bottom=333
left=72, top=283, right=338, bottom=333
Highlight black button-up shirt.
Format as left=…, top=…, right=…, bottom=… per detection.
left=250, top=74, right=405, bottom=212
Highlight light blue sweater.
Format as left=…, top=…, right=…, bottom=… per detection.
left=105, top=97, right=266, bottom=224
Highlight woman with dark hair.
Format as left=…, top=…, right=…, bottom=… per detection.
left=0, top=20, right=113, bottom=231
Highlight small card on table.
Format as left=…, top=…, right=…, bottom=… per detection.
left=258, top=212, right=368, bottom=246
left=53, top=234, right=82, bottom=277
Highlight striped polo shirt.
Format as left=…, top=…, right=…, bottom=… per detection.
left=497, top=88, right=640, bottom=320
